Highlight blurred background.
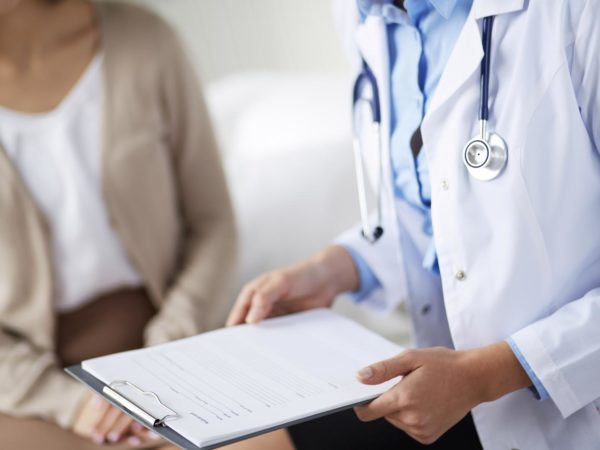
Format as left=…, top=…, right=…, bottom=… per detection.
left=122, top=0, right=411, bottom=346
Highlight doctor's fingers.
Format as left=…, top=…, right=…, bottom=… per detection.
left=384, top=415, right=440, bottom=446
left=270, top=295, right=332, bottom=317
left=245, top=274, right=291, bottom=324
left=355, top=392, right=436, bottom=443
left=227, top=275, right=273, bottom=326
left=356, top=350, right=420, bottom=385
left=227, top=274, right=285, bottom=326
left=354, top=388, right=404, bottom=422
left=226, top=284, right=254, bottom=326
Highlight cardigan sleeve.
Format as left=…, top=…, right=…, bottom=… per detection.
left=0, top=330, right=88, bottom=428
left=143, top=21, right=238, bottom=345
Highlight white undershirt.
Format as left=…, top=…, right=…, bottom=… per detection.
left=0, top=55, right=142, bottom=312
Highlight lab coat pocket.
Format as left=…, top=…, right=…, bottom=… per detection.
left=518, top=61, right=600, bottom=295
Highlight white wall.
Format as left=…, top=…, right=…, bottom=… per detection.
left=123, top=0, right=349, bottom=81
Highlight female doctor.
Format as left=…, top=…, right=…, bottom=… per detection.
left=226, top=0, right=600, bottom=449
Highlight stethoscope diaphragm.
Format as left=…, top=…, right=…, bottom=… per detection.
left=463, top=131, right=508, bottom=181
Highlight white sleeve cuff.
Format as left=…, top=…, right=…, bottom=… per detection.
left=511, top=325, right=582, bottom=418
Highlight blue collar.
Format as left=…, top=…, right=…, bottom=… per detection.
left=429, top=0, right=458, bottom=18
left=357, top=0, right=458, bottom=21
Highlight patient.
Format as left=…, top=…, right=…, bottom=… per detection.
left=0, top=0, right=236, bottom=448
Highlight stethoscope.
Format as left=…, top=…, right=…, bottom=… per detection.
left=352, top=16, right=507, bottom=243
left=352, top=59, right=384, bottom=243
left=463, top=16, right=508, bottom=181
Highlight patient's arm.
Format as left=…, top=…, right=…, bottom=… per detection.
left=143, top=25, right=237, bottom=345
left=0, top=329, right=88, bottom=429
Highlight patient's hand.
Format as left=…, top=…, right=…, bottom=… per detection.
left=73, top=393, right=159, bottom=445
left=226, top=245, right=359, bottom=326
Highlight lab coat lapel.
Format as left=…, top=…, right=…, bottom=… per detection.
left=424, top=6, right=483, bottom=120
left=423, top=0, right=527, bottom=152
left=474, top=0, right=526, bottom=18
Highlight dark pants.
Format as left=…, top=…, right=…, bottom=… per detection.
left=288, top=409, right=482, bottom=450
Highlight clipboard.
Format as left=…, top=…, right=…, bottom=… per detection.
left=66, top=365, right=204, bottom=450
left=65, top=364, right=374, bottom=450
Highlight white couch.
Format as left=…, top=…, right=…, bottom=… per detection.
left=206, top=72, right=411, bottom=346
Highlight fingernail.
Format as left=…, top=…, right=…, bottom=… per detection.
left=131, top=422, right=143, bottom=432
left=128, top=436, right=141, bottom=446
left=357, top=366, right=374, bottom=380
left=107, top=432, right=119, bottom=443
left=92, top=433, right=104, bottom=444
left=92, top=396, right=104, bottom=408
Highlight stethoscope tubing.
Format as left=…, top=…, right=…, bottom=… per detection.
left=353, top=60, right=381, bottom=124
left=352, top=62, right=385, bottom=243
left=479, top=16, right=494, bottom=122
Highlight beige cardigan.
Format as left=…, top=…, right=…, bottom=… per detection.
left=0, top=2, right=237, bottom=429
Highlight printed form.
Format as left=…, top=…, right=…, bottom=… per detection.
left=82, top=309, right=403, bottom=448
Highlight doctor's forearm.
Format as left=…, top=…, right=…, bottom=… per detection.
left=310, top=245, right=360, bottom=296
left=467, top=342, right=533, bottom=403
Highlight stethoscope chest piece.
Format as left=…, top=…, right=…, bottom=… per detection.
left=463, top=130, right=507, bottom=181
left=462, top=15, right=508, bottom=182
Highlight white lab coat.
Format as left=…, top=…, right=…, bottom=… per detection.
left=334, top=0, right=600, bottom=449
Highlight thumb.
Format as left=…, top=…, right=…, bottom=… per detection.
left=356, top=350, right=419, bottom=385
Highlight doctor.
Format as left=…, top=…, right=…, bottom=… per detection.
left=227, top=0, right=600, bottom=449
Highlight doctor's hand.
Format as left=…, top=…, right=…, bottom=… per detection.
left=226, top=245, right=359, bottom=326
left=354, top=343, right=532, bottom=445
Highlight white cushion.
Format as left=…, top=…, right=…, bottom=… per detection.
left=207, top=72, right=357, bottom=284
left=206, top=72, right=410, bottom=345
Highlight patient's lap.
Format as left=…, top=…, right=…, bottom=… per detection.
left=0, top=414, right=170, bottom=450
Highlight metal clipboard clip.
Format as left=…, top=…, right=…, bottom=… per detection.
left=102, top=380, right=180, bottom=427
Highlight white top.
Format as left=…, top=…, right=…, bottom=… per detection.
left=0, top=55, right=142, bottom=312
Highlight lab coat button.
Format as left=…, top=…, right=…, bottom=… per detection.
left=421, top=304, right=431, bottom=315
left=455, top=270, right=466, bottom=281
left=441, top=180, right=449, bottom=190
